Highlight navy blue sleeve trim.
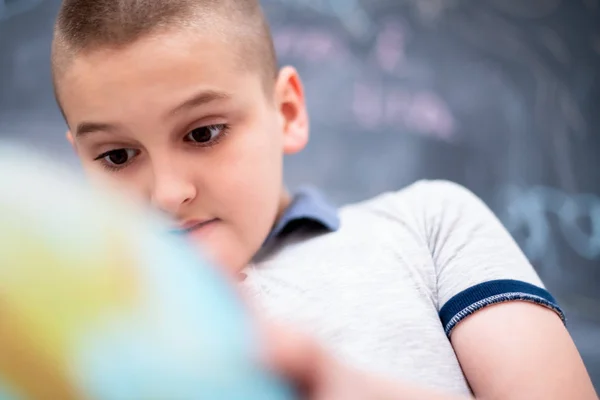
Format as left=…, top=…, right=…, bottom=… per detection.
left=439, top=279, right=566, bottom=337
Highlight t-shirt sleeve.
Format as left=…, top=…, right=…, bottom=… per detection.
left=407, top=180, right=565, bottom=337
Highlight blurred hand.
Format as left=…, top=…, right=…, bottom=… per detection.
left=263, top=323, right=470, bottom=400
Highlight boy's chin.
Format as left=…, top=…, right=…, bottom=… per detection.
left=184, top=223, right=253, bottom=278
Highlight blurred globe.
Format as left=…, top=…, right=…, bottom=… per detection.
left=0, top=144, right=295, bottom=400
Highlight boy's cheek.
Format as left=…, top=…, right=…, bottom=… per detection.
left=82, top=168, right=151, bottom=213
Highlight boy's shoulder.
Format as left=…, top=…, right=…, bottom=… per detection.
left=259, top=179, right=484, bottom=277
left=267, top=180, right=480, bottom=245
left=340, top=179, right=486, bottom=226
left=263, top=179, right=489, bottom=251
left=345, top=178, right=480, bottom=207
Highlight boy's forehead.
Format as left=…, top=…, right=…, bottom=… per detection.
left=57, top=29, right=264, bottom=118
left=66, top=29, right=246, bottom=85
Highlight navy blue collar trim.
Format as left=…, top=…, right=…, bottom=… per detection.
left=264, top=187, right=340, bottom=244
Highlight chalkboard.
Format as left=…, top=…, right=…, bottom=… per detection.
left=1, top=0, right=599, bottom=388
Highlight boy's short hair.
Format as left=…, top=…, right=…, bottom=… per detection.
left=52, top=0, right=278, bottom=91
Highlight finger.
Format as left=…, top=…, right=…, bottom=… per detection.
left=262, top=323, right=329, bottom=393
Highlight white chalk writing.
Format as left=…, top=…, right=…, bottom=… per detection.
left=500, top=185, right=600, bottom=274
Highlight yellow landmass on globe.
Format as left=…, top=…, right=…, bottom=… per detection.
left=0, top=209, right=140, bottom=399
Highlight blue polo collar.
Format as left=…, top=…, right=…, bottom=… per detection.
left=264, top=187, right=340, bottom=244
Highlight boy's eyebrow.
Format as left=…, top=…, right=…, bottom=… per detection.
left=74, top=90, right=231, bottom=137
left=75, top=122, right=120, bottom=137
left=168, top=90, right=232, bottom=116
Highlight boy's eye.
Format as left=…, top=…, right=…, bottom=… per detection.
left=185, top=124, right=226, bottom=144
left=95, top=148, right=137, bottom=166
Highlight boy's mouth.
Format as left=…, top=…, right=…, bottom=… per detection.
left=172, top=218, right=219, bottom=235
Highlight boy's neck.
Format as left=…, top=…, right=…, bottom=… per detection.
left=276, top=189, right=292, bottom=223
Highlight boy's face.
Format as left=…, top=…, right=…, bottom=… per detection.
left=57, top=29, right=309, bottom=274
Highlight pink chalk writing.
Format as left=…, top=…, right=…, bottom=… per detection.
left=374, top=22, right=407, bottom=73
left=405, top=91, right=455, bottom=140
left=267, top=0, right=372, bottom=38
left=273, top=24, right=457, bottom=141
left=353, top=82, right=456, bottom=141
left=274, top=28, right=347, bottom=63
left=352, top=82, right=384, bottom=129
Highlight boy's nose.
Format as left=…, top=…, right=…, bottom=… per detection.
left=150, top=171, right=197, bottom=215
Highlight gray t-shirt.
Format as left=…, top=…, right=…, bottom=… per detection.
left=243, top=180, right=564, bottom=396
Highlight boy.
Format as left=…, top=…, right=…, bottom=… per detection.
left=51, top=0, right=597, bottom=398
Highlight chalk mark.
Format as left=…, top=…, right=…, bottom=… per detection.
left=500, top=185, right=600, bottom=275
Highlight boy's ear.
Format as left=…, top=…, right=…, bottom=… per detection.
left=66, top=130, right=75, bottom=147
left=65, top=130, right=79, bottom=154
left=274, top=66, right=309, bottom=155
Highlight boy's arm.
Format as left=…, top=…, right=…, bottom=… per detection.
left=410, top=180, right=597, bottom=399
left=349, top=303, right=595, bottom=399
left=451, top=300, right=597, bottom=399
left=268, top=312, right=596, bottom=399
